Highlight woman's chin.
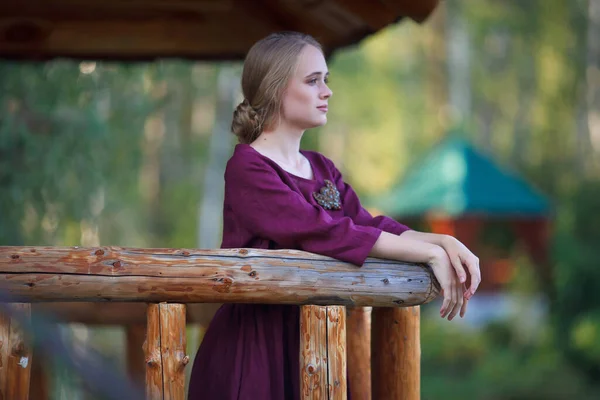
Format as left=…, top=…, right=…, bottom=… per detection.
left=312, top=116, right=328, bottom=128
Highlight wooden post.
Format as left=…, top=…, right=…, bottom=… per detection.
left=158, top=303, right=188, bottom=400
left=372, top=307, right=420, bottom=400
left=347, top=307, right=371, bottom=400
left=326, top=306, right=347, bottom=400
left=300, top=305, right=347, bottom=400
left=29, top=351, right=49, bottom=400
left=145, top=303, right=189, bottom=400
left=127, top=324, right=147, bottom=385
left=0, top=303, right=32, bottom=400
left=145, top=304, right=163, bottom=400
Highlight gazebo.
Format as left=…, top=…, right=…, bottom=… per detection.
left=0, top=1, right=443, bottom=400
left=374, top=136, right=552, bottom=293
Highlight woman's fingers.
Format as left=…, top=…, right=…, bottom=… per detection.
left=450, top=256, right=467, bottom=283
left=460, top=284, right=469, bottom=318
left=440, top=285, right=452, bottom=318
left=442, top=281, right=458, bottom=319
left=448, top=280, right=463, bottom=321
left=464, top=256, right=481, bottom=299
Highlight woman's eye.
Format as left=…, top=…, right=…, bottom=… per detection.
left=308, top=78, right=317, bottom=85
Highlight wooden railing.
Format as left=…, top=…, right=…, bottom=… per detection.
left=0, top=246, right=440, bottom=400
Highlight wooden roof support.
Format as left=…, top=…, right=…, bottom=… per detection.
left=0, top=0, right=440, bottom=60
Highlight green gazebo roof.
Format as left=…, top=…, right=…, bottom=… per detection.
left=373, top=137, right=551, bottom=218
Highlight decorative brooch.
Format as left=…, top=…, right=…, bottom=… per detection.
left=313, top=180, right=342, bottom=210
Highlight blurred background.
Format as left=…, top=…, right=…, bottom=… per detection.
left=1, top=0, right=600, bottom=399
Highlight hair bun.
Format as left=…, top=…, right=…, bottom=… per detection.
left=231, top=99, right=263, bottom=144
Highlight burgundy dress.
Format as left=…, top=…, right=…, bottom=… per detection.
left=187, top=144, right=410, bottom=400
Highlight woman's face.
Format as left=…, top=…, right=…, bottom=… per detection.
left=280, top=45, right=333, bottom=130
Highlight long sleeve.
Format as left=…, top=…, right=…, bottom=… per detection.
left=327, top=159, right=411, bottom=236
left=224, top=155, right=383, bottom=266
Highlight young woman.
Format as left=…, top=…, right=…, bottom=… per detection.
left=188, top=31, right=481, bottom=400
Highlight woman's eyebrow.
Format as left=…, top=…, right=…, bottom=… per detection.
left=305, top=71, right=330, bottom=78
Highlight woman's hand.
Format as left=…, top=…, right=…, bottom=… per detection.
left=441, top=236, right=481, bottom=300
left=428, top=247, right=468, bottom=320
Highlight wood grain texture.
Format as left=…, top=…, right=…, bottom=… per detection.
left=372, top=306, right=420, bottom=400
left=326, top=306, right=347, bottom=400
left=347, top=307, right=371, bottom=400
left=145, top=304, right=163, bottom=400
left=159, top=303, right=187, bottom=400
left=0, top=247, right=439, bottom=306
left=300, top=305, right=328, bottom=399
left=0, top=304, right=32, bottom=400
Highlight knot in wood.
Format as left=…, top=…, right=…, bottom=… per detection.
left=178, top=250, right=190, bottom=257
left=239, top=249, right=248, bottom=255
left=382, top=278, right=390, bottom=284
left=306, top=364, right=318, bottom=375
left=10, top=254, right=19, bottom=260
left=146, top=357, right=158, bottom=367
left=112, top=260, right=122, bottom=268
left=181, top=355, right=190, bottom=366
left=94, top=249, right=105, bottom=256
left=249, top=271, right=257, bottom=277
left=11, top=341, right=25, bottom=356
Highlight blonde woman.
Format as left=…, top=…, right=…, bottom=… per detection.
left=188, top=32, right=481, bottom=400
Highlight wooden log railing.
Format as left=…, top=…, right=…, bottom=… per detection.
left=0, top=246, right=440, bottom=400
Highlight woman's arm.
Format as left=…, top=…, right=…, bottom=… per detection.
left=401, top=231, right=448, bottom=246
left=401, top=231, right=481, bottom=299
left=369, top=232, right=467, bottom=321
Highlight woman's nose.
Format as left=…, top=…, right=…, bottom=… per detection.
left=321, top=85, right=332, bottom=99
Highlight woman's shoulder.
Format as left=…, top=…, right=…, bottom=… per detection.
left=225, top=143, right=286, bottom=182
left=227, top=143, right=270, bottom=170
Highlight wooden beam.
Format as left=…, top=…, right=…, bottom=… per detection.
left=0, top=15, right=273, bottom=60
left=332, top=0, right=399, bottom=30
left=0, top=304, right=32, bottom=400
left=347, top=307, right=371, bottom=400
left=372, top=307, right=420, bottom=400
left=31, top=302, right=221, bottom=326
left=0, top=247, right=439, bottom=306
left=380, top=0, right=439, bottom=23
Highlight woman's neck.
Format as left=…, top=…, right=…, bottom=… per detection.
left=251, top=124, right=305, bottom=164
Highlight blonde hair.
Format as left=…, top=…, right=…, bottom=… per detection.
left=231, top=32, right=323, bottom=144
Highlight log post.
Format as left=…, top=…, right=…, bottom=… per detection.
left=145, top=303, right=188, bottom=400
left=145, top=304, right=163, bottom=400
left=158, top=303, right=188, bottom=400
left=301, top=305, right=327, bottom=399
left=372, top=306, right=420, bottom=400
left=326, top=306, right=347, bottom=400
left=29, top=351, right=49, bottom=400
left=347, top=307, right=371, bottom=400
left=0, top=303, right=32, bottom=400
left=300, top=305, right=347, bottom=400
left=127, top=324, right=147, bottom=385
